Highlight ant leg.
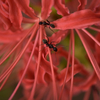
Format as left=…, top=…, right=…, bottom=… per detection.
left=49, top=27, right=55, bottom=33
left=39, top=46, right=46, bottom=52
left=46, top=20, right=50, bottom=24
left=46, top=35, right=49, bottom=42
left=50, top=41, right=56, bottom=44
left=50, top=41, right=57, bottom=46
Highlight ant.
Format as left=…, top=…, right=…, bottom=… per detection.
left=42, top=38, right=57, bottom=52
left=39, top=20, right=55, bottom=28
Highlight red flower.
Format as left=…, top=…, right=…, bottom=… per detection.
left=0, top=0, right=100, bottom=100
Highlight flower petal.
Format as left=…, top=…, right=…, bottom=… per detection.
left=0, top=2, right=9, bottom=18
left=53, top=9, right=100, bottom=30
left=77, top=0, right=87, bottom=10
left=14, top=0, right=38, bottom=19
left=49, top=30, right=69, bottom=44
left=40, top=53, right=58, bottom=74
left=7, top=0, right=22, bottom=29
left=58, top=64, right=81, bottom=86
left=41, top=0, right=53, bottom=19
left=61, top=0, right=65, bottom=5
left=0, top=12, right=12, bottom=30
left=65, top=0, right=79, bottom=13
left=54, top=0, right=69, bottom=16
left=89, top=0, right=100, bottom=12
left=37, top=67, right=47, bottom=85
left=77, top=72, right=97, bottom=91
left=0, top=28, right=31, bottom=43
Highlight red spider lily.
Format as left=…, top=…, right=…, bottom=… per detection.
left=18, top=44, right=89, bottom=100
left=0, top=0, right=100, bottom=100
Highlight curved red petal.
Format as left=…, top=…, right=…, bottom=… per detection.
left=53, top=9, right=100, bottom=30
left=49, top=30, right=69, bottom=44
left=77, top=0, right=87, bottom=10
left=14, top=0, right=38, bottom=19
left=0, top=12, right=12, bottom=30
left=77, top=72, right=97, bottom=91
left=54, top=0, right=69, bottom=16
left=19, top=68, right=34, bottom=89
left=65, top=0, right=79, bottom=13
left=40, top=53, right=58, bottom=75
left=0, top=28, right=32, bottom=43
left=37, top=67, right=47, bottom=85
left=58, top=64, right=81, bottom=86
left=0, top=2, right=9, bottom=18
left=89, top=0, right=100, bottom=12
left=61, top=0, right=65, bottom=5
left=7, top=0, right=22, bottom=29
left=41, top=0, right=53, bottom=19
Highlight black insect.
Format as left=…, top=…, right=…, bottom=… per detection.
left=39, top=20, right=55, bottom=28
left=42, top=38, right=57, bottom=52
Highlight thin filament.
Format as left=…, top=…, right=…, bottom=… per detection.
left=82, top=29, right=100, bottom=47
left=48, top=48, right=57, bottom=100
left=0, top=24, right=38, bottom=83
left=83, top=89, right=91, bottom=100
left=0, top=26, right=35, bottom=66
left=8, top=28, right=39, bottom=100
left=59, top=33, right=72, bottom=100
left=89, top=26, right=100, bottom=32
left=70, top=29, right=75, bottom=100
left=28, top=26, right=42, bottom=100
left=76, top=29, right=100, bottom=80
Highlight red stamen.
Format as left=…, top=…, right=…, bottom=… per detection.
left=59, top=33, right=72, bottom=100
left=82, top=29, right=100, bottom=47
left=83, top=89, right=91, bottom=100
left=8, top=26, right=39, bottom=100
left=29, top=25, right=42, bottom=100
left=89, top=26, right=100, bottom=32
left=48, top=47, right=57, bottom=100
left=76, top=29, right=100, bottom=80
left=69, top=29, right=75, bottom=100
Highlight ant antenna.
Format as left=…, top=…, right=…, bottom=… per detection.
left=46, top=20, right=55, bottom=33
left=39, top=46, right=46, bottom=52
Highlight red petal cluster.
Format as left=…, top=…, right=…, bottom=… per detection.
left=0, top=0, right=100, bottom=100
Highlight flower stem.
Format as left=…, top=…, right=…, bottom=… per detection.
left=48, top=48, right=57, bottom=100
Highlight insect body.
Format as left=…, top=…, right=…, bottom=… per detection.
left=42, top=39, right=57, bottom=52
left=39, top=20, right=55, bottom=28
